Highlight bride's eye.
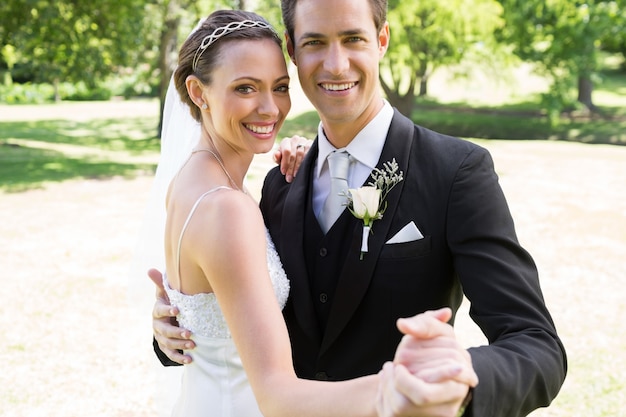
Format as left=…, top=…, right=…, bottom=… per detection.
left=236, top=85, right=255, bottom=94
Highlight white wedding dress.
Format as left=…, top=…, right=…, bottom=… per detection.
left=163, top=187, right=290, bottom=417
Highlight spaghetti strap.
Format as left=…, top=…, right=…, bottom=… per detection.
left=176, top=186, right=232, bottom=291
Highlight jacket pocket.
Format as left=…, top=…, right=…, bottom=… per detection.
left=379, top=236, right=431, bottom=259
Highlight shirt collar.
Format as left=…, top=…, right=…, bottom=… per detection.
left=315, top=100, right=394, bottom=178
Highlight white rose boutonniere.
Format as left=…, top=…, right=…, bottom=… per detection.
left=344, top=159, right=404, bottom=260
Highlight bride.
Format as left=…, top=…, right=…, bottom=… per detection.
left=158, top=9, right=381, bottom=417
left=149, top=9, right=478, bottom=417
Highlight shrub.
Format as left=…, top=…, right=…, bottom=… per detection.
left=0, top=83, right=55, bottom=104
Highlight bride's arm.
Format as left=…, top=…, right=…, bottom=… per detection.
left=190, top=191, right=476, bottom=417
left=189, top=190, right=378, bottom=417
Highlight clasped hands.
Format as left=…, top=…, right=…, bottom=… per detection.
left=376, top=308, right=478, bottom=417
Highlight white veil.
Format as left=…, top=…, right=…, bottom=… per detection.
left=129, top=77, right=200, bottom=298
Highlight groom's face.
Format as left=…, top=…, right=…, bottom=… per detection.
left=287, top=0, right=389, bottom=132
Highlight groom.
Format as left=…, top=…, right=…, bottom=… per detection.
left=153, top=0, right=566, bottom=415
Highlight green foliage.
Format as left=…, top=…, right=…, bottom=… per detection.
left=381, top=0, right=504, bottom=115
left=0, top=0, right=148, bottom=87
left=410, top=101, right=626, bottom=144
left=496, top=0, right=626, bottom=115
left=281, top=111, right=320, bottom=140
left=107, top=66, right=158, bottom=99
left=599, top=0, right=626, bottom=67
left=61, top=82, right=112, bottom=101
left=0, top=83, right=55, bottom=104
left=254, top=0, right=285, bottom=34
left=0, top=80, right=122, bottom=104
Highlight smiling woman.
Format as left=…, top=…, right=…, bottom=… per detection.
left=147, top=9, right=383, bottom=417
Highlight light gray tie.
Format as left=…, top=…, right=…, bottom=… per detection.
left=319, top=151, right=351, bottom=233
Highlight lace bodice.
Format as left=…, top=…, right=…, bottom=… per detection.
left=164, top=228, right=290, bottom=339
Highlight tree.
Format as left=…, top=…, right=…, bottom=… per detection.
left=0, top=0, right=279, bottom=135
left=0, top=0, right=147, bottom=101
left=380, top=0, right=503, bottom=116
left=254, top=0, right=285, bottom=35
left=599, top=0, right=626, bottom=66
left=150, top=0, right=199, bottom=135
left=497, top=0, right=625, bottom=119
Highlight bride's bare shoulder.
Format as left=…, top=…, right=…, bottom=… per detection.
left=192, top=189, right=264, bottom=235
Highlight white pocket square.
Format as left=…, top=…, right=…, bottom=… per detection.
left=386, top=221, right=424, bottom=244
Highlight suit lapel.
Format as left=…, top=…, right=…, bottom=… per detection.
left=320, top=110, right=414, bottom=353
left=280, top=141, right=322, bottom=345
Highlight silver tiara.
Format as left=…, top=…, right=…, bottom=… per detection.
left=192, top=19, right=274, bottom=71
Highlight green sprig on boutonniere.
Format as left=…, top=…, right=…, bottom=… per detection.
left=342, top=159, right=404, bottom=260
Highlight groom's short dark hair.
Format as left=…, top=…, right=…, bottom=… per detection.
left=280, top=0, right=388, bottom=49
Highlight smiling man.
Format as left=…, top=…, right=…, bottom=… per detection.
left=262, top=0, right=567, bottom=415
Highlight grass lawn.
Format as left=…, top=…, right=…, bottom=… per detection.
left=0, top=105, right=160, bottom=192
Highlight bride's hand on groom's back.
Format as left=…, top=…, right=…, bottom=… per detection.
left=148, top=268, right=195, bottom=365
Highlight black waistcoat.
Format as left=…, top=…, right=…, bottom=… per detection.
left=302, top=189, right=356, bottom=335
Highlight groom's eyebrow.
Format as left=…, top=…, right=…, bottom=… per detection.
left=299, top=28, right=367, bottom=40
left=232, top=75, right=291, bottom=83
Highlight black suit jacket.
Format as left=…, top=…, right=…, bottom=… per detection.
left=259, top=109, right=566, bottom=416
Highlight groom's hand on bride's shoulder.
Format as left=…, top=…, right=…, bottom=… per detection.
left=273, top=135, right=312, bottom=183
left=148, top=268, right=195, bottom=365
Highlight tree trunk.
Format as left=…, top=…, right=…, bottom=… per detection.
left=418, top=73, right=430, bottom=97
left=3, top=71, right=12, bottom=86
left=54, top=78, right=61, bottom=103
left=577, top=74, right=599, bottom=113
left=157, top=1, right=182, bottom=138
left=379, top=75, right=417, bottom=117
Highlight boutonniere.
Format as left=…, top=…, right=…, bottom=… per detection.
left=343, top=159, right=404, bottom=260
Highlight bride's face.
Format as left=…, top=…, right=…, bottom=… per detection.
left=202, top=38, right=291, bottom=155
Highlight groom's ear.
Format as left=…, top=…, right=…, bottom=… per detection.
left=186, top=75, right=207, bottom=110
left=285, top=31, right=296, bottom=65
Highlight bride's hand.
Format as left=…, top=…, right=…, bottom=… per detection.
left=393, top=308, right=477, bottom=388
left=376, top=362, right=471, bottom=417
left=273, top=135, right=312, bottom=183
left=148, top=268, right=195, bottom=365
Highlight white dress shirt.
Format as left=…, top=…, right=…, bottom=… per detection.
left=313, top=100, right=394, bottom=217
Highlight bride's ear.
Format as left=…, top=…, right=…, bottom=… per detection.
left=186, top=75, right=208, bottom=110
